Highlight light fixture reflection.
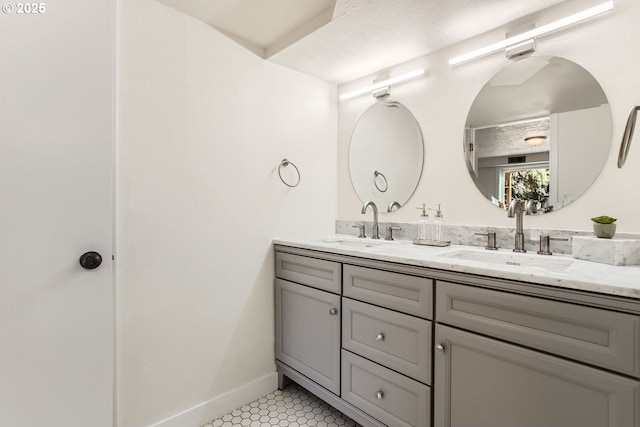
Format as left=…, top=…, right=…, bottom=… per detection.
left=524, top=135, right=548, bottom=146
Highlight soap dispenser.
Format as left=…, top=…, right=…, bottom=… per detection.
left=430, top=204, right=448, bottom=242
left=416, top=204, right=430, bottom=241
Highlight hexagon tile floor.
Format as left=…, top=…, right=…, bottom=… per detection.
left=203, top=383, right=358, bottom=427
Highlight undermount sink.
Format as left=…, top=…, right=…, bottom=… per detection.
left=439, top=249, right=574, bottom=273
left=319, top=237, right=389, bottom=249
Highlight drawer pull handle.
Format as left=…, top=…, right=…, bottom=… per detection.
left=376, top=333, right=385, bottom=342
left=435, top=344, right=445, bottom=354
left=329, top=308, right=338, bottom=315
left=376, top=391, right=384, bottom=400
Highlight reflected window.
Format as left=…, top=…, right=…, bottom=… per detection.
left=501, top=167, right=550, bottom=207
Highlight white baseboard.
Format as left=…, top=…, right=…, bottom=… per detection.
left=148, top=372, right=278, bottom=427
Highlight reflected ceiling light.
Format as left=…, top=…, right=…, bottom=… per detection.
left=449, top=1, right=614, bottom=66
left=339, top=69, right=425, bottom=101
left=524, top=135, right=548, bottom=146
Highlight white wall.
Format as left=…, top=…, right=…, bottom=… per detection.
left=338, top=0, right=640, bottom=232
left=117, top=1, right=337, bottom=426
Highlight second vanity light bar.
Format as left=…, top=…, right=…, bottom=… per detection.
left=449, top=0, right=614, bottom=66
left=339, top=69, right=425, bottom=101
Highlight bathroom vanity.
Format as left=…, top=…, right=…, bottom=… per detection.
left=274, top=237, right=640, bottom=427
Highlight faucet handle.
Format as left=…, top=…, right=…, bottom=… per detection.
left=352, top=225, right=366, bottom=238
left=475, top=232, right=498, bottom=250
left=385, top=226, right=401, bottom=241
left=537, top=234, right=569, bottom=255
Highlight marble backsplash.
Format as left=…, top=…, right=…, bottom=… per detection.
left=336, top=220, right=640, bottom=255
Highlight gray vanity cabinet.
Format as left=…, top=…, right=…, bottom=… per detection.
left=274, top=245, right=640, bottom=427
left=275, top=248, right=432, bottom=427
left=433, top=324, right=640, bottom=427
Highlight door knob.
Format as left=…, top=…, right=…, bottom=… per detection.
left=79, top=251, right=102, bottom=270
left=435, top=344, right=445, bottom=354
left=329, top=308, right=338, bottom=315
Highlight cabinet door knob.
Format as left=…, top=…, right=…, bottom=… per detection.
left=376, top=391, right=384, bottom=400
left=329, top=308, right=338, bottom=315
left=376, top=333, right=385, bottom=342
left=435, top=344, right=445, bottom=354
left=79, top=251, right=102, bottom=270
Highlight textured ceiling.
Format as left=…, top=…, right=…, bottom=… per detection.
left=157, top=0, right=570, bottom=84
left=270, top=0, right=568, bottom=83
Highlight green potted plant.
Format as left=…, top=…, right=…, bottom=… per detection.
left=591, top=216, right=617, bottom=238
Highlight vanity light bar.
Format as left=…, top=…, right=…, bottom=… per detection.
left=339, top=69, right=425, bottom=101
left=448, top=1, right=614, bottom=66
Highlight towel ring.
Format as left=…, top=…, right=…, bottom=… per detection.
left=374, top=170, right=388, bottom=193
left=618, top=105, right=640, bottom=168
left=278, top=159, right=300, bottom=188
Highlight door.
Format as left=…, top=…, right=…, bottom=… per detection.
left=433, top=324, right=640, bottom=427
left=0, top=1, right=115, bottom=426
left=275, top=279, right=341, bottom=394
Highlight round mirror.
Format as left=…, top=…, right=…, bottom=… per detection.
left=349, top=99, right=424, bottom=212
left=464, top=56, right=612, bottom=214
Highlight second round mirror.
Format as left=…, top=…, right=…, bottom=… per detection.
left=464, top=56, right=612, bottom=214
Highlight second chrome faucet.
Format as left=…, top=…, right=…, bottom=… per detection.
left=507, top=199, right=526, bottom=252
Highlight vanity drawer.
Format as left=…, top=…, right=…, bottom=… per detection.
left=342, top=298, right=431, bottom=384
left=275, top=251, right=341, bottom=294
left=342, top=350, right=431, bottom=427
left=436, top=281, right=640, bottom=377
left=343, top=265, right=432, bottom=319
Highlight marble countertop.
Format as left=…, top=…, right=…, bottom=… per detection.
left=274, top=235, right=640, bottom=300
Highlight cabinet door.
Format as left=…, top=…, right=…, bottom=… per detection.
left=434, top=324, right=640, bottom=427
left=275, top=279, right=341, bottom=394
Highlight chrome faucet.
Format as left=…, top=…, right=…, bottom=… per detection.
left=361, top=201, right=380, bottom=239
left=507, top=199, right=526, bottom=252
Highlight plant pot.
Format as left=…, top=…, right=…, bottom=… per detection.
left=593, top=223, right=616, bottom=239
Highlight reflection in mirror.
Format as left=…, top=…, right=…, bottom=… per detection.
left=464, top=56, right=612, bottom=214
left=349, top=99, right=423, bottom=212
